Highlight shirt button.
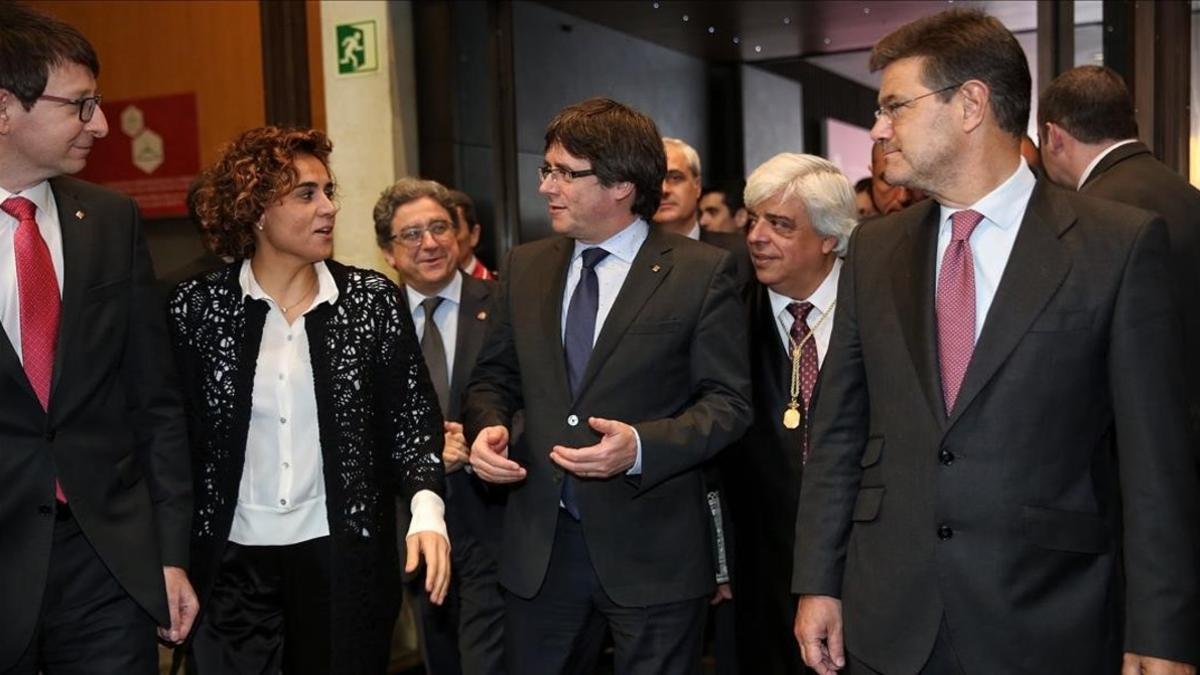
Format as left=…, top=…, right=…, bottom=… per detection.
left=280, top=417, right=287, bottom=424
left=280, top=499, right=288, bottom=506
left=939, top=450, right=955, bottom=466
left=567, top=414, right=579, bottom=427
left=286, top=335, right=293, bottom=341
left=282, top=462, right=290, bottom=469
left=937, top=525, right=954, bottom=540
left=278, top=374, right=285, bottom=381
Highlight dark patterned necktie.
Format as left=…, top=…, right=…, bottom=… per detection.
left=787, top=301, right=818, bottom=461
left=561, top=247, right=609, bottom=520
left=3, top=196, right=66, bottom=502
left=419, top=296, right=450, bottom=416
left=936, top=209, right=983, bottom=414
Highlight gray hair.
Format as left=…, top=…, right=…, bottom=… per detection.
left=373, top=178, right=456, bottom=249
left=744, top=153, right=858, bottom=256
left=662, top=137, right=701, bottom=179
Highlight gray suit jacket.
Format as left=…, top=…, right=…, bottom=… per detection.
left=792, top=183, right=1199, bottom=673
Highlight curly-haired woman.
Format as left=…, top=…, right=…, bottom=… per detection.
left=168, top=126, right=449, bottom=674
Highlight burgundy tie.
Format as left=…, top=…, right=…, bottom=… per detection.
left=787, top=301, right=819, bottom=461
left=3, top=196, right=66, bottom=502
left=936, top=209, right=984, bottom=415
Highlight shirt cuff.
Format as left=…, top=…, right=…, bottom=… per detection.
left=626, top=427, right=643, bottom=475
left=406, top=489, right=448, bottom=542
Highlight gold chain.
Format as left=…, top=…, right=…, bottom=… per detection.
left=784, top=301, right=836, bottom=427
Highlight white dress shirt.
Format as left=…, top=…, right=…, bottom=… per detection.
left=684, top=221, right=701, bottom=240
left=406, top=271, right=462, bottom=381
left=935, top=159, right=1037, bottom=341
left=767, top=257, right=842, bottom=366
left=1077, top=138, right=1139, bottom=190
left=560, top=217, right=649, bottom=474
left=232, top=260, right=446, bottom=545
left=0, top=181, right=66, bottom=363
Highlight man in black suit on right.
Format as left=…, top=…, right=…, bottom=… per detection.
left=464, top=97, right=751, bottom=675
left=792, top=9, right=1198, bottom=675
left=1038, top=64, right=1200, bottom=449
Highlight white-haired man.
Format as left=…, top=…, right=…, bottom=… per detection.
left=724, top=153, right=858, bottom=675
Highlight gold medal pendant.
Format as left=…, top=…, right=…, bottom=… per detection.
left=782, top=405, right=802, bottom=430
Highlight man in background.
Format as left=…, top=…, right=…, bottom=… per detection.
left=376, top=178, right=504, bottom=675
left=0, top=4, right=195, bottom=672
left=868, top=141, right=923, bottom=214
left=448, top=189, right=496, bottom=281
left=699, top=182, right=748, bottom=234
left=1039, top=63, right=1199, bottom=476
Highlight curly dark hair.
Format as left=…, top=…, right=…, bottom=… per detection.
left=189, top=126, right=333, bottom=259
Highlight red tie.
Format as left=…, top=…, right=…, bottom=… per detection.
left=936, top=209, right=984, bottom=415
left=3, top=196, right=66, bottom=502
left=787, top=301, right=819, bottom=462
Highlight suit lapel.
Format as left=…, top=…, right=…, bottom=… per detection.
left=947, top=183, right=1073, bottom=427
left=48, top=179, right=94, bottom=405
left=451, top=273, right=490, bottom=419
left=541, top=238, right=574, bottom=400
left=576, top=229, right=673, bottom=400
left=890, top=201, right=945, bottom=427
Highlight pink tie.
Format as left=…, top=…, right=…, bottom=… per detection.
left=936, top=209, right=983, bottom=415
left=3, top=196, right=66, bottom=502
left=787, top=301, right=819, bottom=462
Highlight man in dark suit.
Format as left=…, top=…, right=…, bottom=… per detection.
left=725, top=152, right=858, bottom=675
left=699, top=182, right=748, bottom=234
left=463, top=97, right=751, bottom=675
left=375, top=178, right=504, bottom=675
left=792, top=9, right=1199, bottom=675
left=1038, top=64, right=1200, bottom=450
left=0, top=4, right=195, bottom=673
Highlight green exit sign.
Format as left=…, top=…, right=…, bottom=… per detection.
left=336, top=20, right=378, bottom=75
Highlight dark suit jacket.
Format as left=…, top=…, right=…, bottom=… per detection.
left=792, top=184, right=1199, bottom=673
left=1081, top=141, right=1200, bottom=442
left=0, top=176, right=190, bottom=668
left=725, top=281, right=808, bottom=674
left=700, top=228, right=752, bottom=291
left=401, top=271, right=504, bottom=548
left=464, top=227, right=752, bottom=606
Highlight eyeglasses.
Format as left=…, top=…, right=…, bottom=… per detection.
left=538, top=165, right=596, bottom=184
left=389, top=220, right=455, bottom=247
left=38, top=94, right=103, bottom=123
left=874, top=83, right=962, bottom=122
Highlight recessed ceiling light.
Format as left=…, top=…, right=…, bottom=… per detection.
left=732, top=36, right=740, bottom=44
left=783, top=17, right=791, bottom=25
left=823, top=37, right=832, bottom=45
left=754, top=45, right=762, bottom=53
left=864, top=7, right=871, bottom=14
left=682, top=14, right=689, bottom=21
left=708, top=26, right=716, bottom=34
left=652, top=2, right=659, bottom=8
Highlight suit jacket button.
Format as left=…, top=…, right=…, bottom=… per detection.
left=567, top=414, right=579, bottom=427
left=38, top=505, right=53, bottom=516
left=44, top=430, right=56, bottom=442
left=939, top=450, right=955, bottom=465
left=937, top=525, right=954, bottom=540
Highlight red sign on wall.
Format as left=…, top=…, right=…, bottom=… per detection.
left=76, top=92, right=200, bottom=219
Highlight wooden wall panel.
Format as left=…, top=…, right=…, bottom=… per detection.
left=29, top=0, right=267, bottom=165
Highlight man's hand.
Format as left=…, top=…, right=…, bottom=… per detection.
left=549, top=417, right=637, bottom=479
left=443, top=421, right=469, bottom=473
left=1123, top=653, right=1197, bottom=675
left=405, top=530, right=451, bottom=606
left=710, top=583, right=733, bottom=605
left=795, top=594, right=845, bottom=675
left=469, top=425, right=526, bottom=483
left=158, top=566, right=198, bottom=644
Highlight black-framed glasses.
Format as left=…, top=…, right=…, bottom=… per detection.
left=874, top=83, right=962, bottom=122
left=538, top=165, right=596, bottom=184
left=38, top=94, right=103, bottom=122
left=389, top=220, right=455, bottom=247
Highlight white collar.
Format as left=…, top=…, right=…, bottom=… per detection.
left=239, top=259, right=339, bottom=312
left=0, top=180, right=52, bottom=216
left=767, top=257, right=842, bottom=320
left=685, top=221, right=700, bottom=240
left=572, top=217, right=649, bottom=264
left=406, top=269, right=463, bottom=309
left=1077, top=139, right=1139, bottom=190
left=938, top=158, right=1036, bottom=234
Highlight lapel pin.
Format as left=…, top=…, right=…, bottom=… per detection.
left=74, top=210, right=85, bottom=220
left=651, top=264, right=661, bottom=273
left=477, top=310, right=487, bottom=321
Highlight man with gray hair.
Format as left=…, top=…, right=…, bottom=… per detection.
left=374, top=178, right=505, bottom=675
left=723, top=153, right=858, bottom=675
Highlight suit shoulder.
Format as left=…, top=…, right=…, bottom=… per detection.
left=1088, top=156, right=1200, bottom=210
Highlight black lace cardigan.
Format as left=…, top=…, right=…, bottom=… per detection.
left=168, top=260, right=444, bottom=671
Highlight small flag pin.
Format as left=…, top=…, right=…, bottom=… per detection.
left=651, top=264, right=661, bottom=273
left=476, top=311, right=488, bottom=320
left=75, top=210, right=85, bottom=220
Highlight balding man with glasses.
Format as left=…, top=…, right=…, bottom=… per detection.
left=0, top=5, right=195, bottom=673
left=463, top=97, right=751, bottom=675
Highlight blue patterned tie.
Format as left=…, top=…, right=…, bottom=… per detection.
left=561, top=247, right=609, bottom=519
